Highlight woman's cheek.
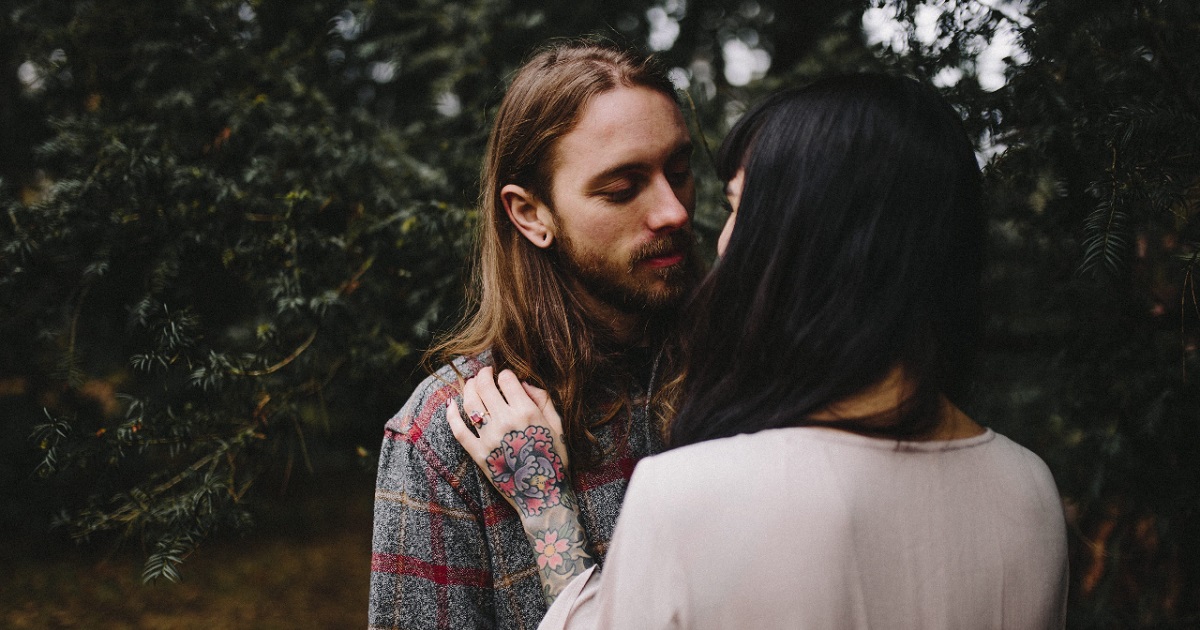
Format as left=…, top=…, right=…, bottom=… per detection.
left=717, top=211, right=736, bottom=256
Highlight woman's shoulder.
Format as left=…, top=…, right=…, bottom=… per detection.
left=639, top=428, right=794, bottom=465
left=633, top=426, right=1057, bottom=493
left=976, top=430, right=1063, bottom=501
left=985, top=430, right=1053, bottom=467
left=629, top=429, right=829, bottom=495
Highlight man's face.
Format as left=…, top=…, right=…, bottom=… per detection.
left=546, top=86, right=696, bottom=314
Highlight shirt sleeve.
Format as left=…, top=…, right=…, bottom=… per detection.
left=369, top=376, right=496, bottom=629
left=538, top=458, right=688, bottom=630
left=537, top=567, right=600, bottom=629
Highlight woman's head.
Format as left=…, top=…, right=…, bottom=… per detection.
left=671, top=73, right=984, bottom=447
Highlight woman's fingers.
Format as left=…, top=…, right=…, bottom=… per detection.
left=461, top=376, right=478, bottom=409
left=460, top=376, right=491, bottom=430
left=474, top=366, right=511, bottom=419
left=458, top=366, right=563, bottom=444
left=520, top=381, right=565, bottom=438
left=446, top=400, right=480, bottom=453
left=446, top=400, right=468, bottom=440
left=448, top=367, right=574, bottom=515
left=492, top=370, right=562, bottom=441
left=521, top=381, right=552, bottom=409
left=496, top=369, right=538, bottom=414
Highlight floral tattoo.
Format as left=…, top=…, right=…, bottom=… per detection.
left=478, top=427, right=593, bottom=604
left=528, top=512, right=594, bottom=602
left=485, top=426, right=570, bottom=517
left=533, top=529, right=572, bottom=570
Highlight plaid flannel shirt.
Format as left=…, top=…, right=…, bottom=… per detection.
left=369, top=354, right=664, bottom=629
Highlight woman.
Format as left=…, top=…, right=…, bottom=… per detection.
left=448, top=74, right=1069, bottom=629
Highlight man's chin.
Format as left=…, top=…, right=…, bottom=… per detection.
left=617, top=276, right=690, bottom=314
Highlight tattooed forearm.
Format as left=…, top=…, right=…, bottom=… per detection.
left=483, top=426, right=593, bottom=603
left=486, top=426, right=572, bottom=516
left=525, top=502, right=595, bottom=604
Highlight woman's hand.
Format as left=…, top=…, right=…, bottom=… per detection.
left=447, top=366, right=571, bottom=515
left=446, top=366, right=594, bottom=603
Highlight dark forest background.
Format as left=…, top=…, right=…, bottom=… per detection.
left=1, top=0, right=1197, bottom=627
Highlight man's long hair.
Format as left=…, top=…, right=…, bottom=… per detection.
left=428, top=40, right=690, bottom=468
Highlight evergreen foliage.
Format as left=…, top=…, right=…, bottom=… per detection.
left=1, top=0, right=490, bottom=581
left=994, top=2, right=1200, bottom=625
left=876, top=1, right=1200, bottom=625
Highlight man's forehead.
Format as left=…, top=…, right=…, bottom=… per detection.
left=557, top=86, right=691, bottom=173
left=573, top=86, right=685, bottom=133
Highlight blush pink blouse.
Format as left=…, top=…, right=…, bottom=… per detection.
left=540, top=427, right=1068, bottom=630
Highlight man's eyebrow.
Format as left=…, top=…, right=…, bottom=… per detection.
left=671, top=142, right=695, bottom=161
left=586, top=142, right=695, bottom=187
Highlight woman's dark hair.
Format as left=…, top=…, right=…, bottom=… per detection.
left=670, top=73, right=984, bottom=448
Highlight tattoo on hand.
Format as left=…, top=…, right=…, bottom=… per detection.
left=482, top=426, right=592, bottom=603
left=485, top=426, right=571, bottom=516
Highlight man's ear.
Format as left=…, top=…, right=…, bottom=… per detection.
left=501, top=184, right=556, bottom=249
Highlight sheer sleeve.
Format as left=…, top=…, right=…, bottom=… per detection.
left=538, top=457, right=689, bottom=629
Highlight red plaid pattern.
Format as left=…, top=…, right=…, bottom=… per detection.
left=369, top=355, right=664, bottom=629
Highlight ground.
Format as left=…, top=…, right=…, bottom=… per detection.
left=1, top=469, right=375, bottom=629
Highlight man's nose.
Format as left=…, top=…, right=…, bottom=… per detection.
left=646, top=175, right=691, bottom=232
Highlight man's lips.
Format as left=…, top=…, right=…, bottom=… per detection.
left=643, top=252, right=684, bottom=268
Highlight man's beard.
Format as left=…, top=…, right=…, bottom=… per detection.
left=556, top=229, right=696, bottom=315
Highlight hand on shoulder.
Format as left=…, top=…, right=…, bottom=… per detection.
left=446, top=366, right=572, bottom=516
left=446, top=366, right=595, bottom=603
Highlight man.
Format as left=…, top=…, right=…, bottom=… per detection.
left=369, top=40, right=700, bottom=629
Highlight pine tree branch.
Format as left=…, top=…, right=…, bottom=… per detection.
left=76, top=427, right=258, bottom=537
left=228, top=257, right=373, bottom=377
left=63, top=283, right=93, bottom=388
left=229, top=329, right=317, bottom=377
left=1184, top=251, right=1200, bottom=381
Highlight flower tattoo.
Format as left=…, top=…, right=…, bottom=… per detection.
left=528, top=517, right=593, bottom=600
left=533, top=530, right=571, bottom=570
left=485, top=426, right=567, bottom=516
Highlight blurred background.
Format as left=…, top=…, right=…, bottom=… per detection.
left=1, top=0, right=1197, bottom=627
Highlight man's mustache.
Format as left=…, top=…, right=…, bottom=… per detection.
left=630, top=228, right=693, bottom=264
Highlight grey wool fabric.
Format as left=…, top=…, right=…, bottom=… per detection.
left=369, top=354, right=665, bottom=629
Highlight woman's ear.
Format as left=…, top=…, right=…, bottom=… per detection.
left=501, top=184, right=556, bottom=248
